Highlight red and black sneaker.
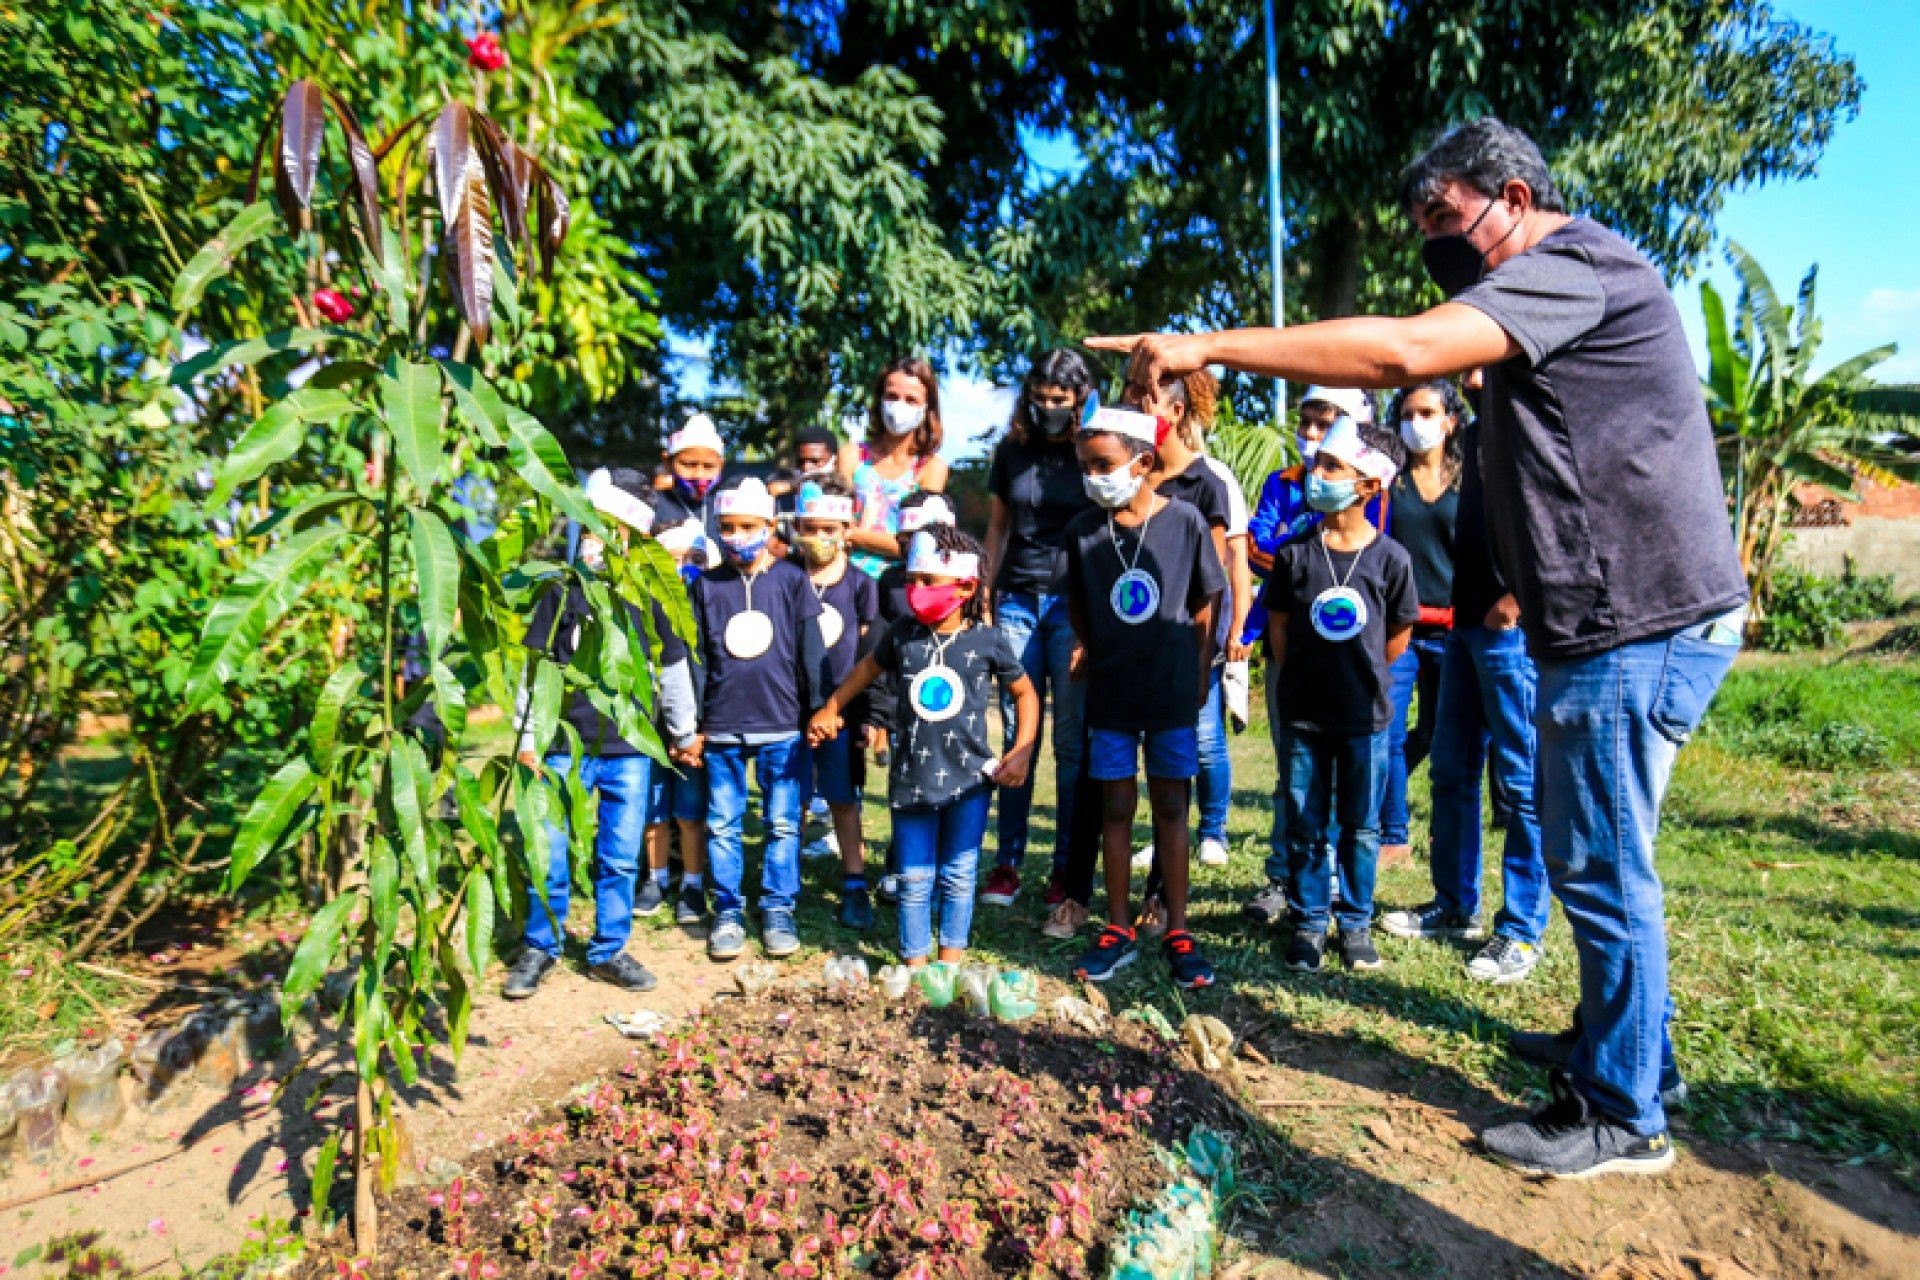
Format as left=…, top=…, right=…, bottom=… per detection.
left=980, top=864, right=1022, bottom=906
left=1043, top=869, right=1069, bottom=908
left=1072, top=925, right=1138, bottom=983
left=1163, top=930, right=1216, bottom=990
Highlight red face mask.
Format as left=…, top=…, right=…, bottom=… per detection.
left=907, top=582, right=970, bottom=625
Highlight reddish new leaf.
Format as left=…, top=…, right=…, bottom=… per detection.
left=532, top=161, right=571, bottom=281
left=274, top=80, right=327, bottom=234
left=472, top=114, right=531, bottom=255
left=444, top=147, right=496, bottom=345
left=323, top=88, right=384, bottom=265
left=430, top=102, right=474, bottom=242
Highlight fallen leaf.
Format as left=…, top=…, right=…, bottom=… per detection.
left=1364, top=1116, right=1402, bottom=1152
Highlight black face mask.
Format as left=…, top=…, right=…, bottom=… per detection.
left=1421, top=196, right=1507, bottom=298
left=1030, top=403, right=1076, bottom=438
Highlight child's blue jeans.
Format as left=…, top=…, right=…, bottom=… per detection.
left=525, top=752, right=652, bottom=965
left=705, top=735, right=805, bottom=919
left=1282, top=727, right=1388, bottom=935
left=894, top=784, right=993, bottom=960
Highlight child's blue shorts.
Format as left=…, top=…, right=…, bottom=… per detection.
left=804, top=728, right=862, bottom=808
left=648, top=762, right=708, bottom=826
left=1087, top=725, right=1199, bottom=782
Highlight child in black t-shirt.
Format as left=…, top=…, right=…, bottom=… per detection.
left=809, top=527, right=1038, bottom=966
left=1261, top=419, right=1419, bottom=973
left=1062, top=407, right=1226, bottom=989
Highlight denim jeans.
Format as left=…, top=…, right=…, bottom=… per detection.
left=895, top=784, right=993, bottom=959
left=994, top=591, right=1085, bottom=870
left=1380, top=631, right=1447, bottom=846
left=525, top=752, right=652, bottom=965
left=1427, top=625, right=1549, bottom=942
left=1535, top=619, right=1740, bottom=1134
left=800, top=728, right=861, bottom=807
left=1263, top=663, right=1337, bottom=884
left=1194, top=664, right=1230, bottom=845
left=705, top=735, right=806, bottom=918
left=1282, top=727, right=1388, bottom=934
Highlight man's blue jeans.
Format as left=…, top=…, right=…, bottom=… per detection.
left=1535, top=621, right=1739, bottom=1135
left=1194, top=664, right=1230, bottom=846
left=1428, top=625, right=1549, bottom=942
left=705, top=735, right=806, bottom=918
left=895, top=784, right=993, bottom=960
left=1380, top=631, right=1447, bottom=846
left=1282, top=727, right=1388, bottom=934
left=995, top=591, right=1085, bottom=871
left=525, top=752, right=652, bottom=966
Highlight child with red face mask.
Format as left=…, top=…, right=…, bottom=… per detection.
left=809, top=526, right=1039, bottom=965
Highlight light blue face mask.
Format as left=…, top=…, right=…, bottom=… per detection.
left=1305, top=473, right=1360, bottom=514
left=721, top=531, right=769, bottom=564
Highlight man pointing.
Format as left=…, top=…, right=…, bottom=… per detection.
left=1091, top=117, right=1747, bottom=1179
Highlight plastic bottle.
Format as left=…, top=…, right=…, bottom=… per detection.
left=734, top=962, right=778, bottom=997
left=957, top=964, right=994, bottom=1017
left=64, top=1041, right=127, bottom=1133
left=193, top=1011, right=243, bottom=1088
left=914, top=961, right=959, bottom=1008
left=988, top=970, right=1039, bottom=1023
left=10, top=1066, right=67, bottom=1165
left=1180, top=1015, right=1234, bottom=1072
left=876, top=965, right=914, bottom=1001
left=822, top=954, right=870, bottom=990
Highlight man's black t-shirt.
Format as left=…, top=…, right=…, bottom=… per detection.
left=1456, top=218, right=1746, bottom=657
left=1387, top=472, right=1459, bottom=610
left=1063, top=498, right=1226, bottom=733
left=988, top=434, right=1093, bottom=595
left=870, top=618, right=1025, bottom=808
left=690, top=559, right=823, bottom=736
left=1449, top=423, right=1509, bottom=628
left=525, top=580, right=688, bottom=756
left=1262, top=530, right=1420, bottom=736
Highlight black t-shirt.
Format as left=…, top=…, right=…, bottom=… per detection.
left=1450, top=423, right=1509, bottom=628
left=525, top=580, right=688, bottom=756
left=1262, top=530, right=1420, bottom=736
left=870, top=617, right=1025, bottom=808
left=690, top=559, right=823, bottom=736
left=804, top=560, right=881, bottom=686
left=988, top=434, right=1094, bottom=594
left=1063, top=498, right=1227, bottom=733
left=1387, top=471, right=1459, bottom=610
left=1456, top=218, right=1746, bottom=657
left=1155, top=458, right=1230, bottom=531
left=651, top=484, right=719, bottom=545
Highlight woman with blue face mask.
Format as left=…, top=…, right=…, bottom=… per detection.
left=841, top=357, right=951, bottom=579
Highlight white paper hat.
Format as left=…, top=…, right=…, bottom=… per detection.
left=655, top=521, right=704, bottom=555
left=1082, top=406, right=1159, bottom=447
left=584, top=468, right=656, bottom=535
left=796, top=481, right=855, bottom=522
left=897, top=494, right=955, bottom=533
left=1316, top=416, right=1397, bottom=485
left=666, top=412, right=726, bottom=458
left=714, top=476, right=776, bottom=519
left=906, top=530, right=980, bottom=580
left=1301, top=386, right=1372, bottom=424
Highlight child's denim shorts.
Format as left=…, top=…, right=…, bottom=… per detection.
left=648, top=761, right=708, bottom=825
left=1087, top=725, right=1199, bottom=782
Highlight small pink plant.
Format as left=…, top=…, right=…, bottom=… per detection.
left=466, top=32, right=507, bottom=72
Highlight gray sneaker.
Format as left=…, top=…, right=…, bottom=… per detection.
left=1480, top=1072, right=1677, bottom=1179
left=1379, top=900, right=1485, bottom=941
left=675, top=882, right=706, bottom=926
left=587, top=953, right=658, bottom=992
left=707, top=913, right=747, bottom=962
left=761, top=909, right=801, bottom=959
left=1466, top=935, right=1541, bottom=984
left=502, top=948, right=556, bottom=999
left=633, top=877, right=667, bottom=918
left=1242, top=880, right=1290, bottom=926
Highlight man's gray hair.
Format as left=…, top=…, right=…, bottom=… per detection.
left=1400, top=117, right=1565, bottom=215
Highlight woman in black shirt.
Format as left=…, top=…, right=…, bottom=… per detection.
left=1378, top=380, right=1466, bottom=865
left=980, top=349, right=1098, bottom=915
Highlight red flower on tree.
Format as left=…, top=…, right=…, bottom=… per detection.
left=466, top=33, right=507, bottom=72
left=311, top=288, right=354, bottom=323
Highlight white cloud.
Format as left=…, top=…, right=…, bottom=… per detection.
left=1861, top=286, right=1920, bottom=318
left=938, top=376, right=1018, bottom=462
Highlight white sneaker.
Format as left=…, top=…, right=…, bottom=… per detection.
left=1466, top=936, right=1541, bottom=985
left=807, top=796, right=831, bottom=821
left=1131, top=843, right=1154, bottom=871
left=1198, top=838, right=1229, bottom=868
left=801, top=832, right=840, bottom=860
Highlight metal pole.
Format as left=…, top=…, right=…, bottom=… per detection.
left=1263, top=0, right=1287, bottom=426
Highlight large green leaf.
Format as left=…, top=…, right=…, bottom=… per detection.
left=464, top=869, right=495, bottom=978
left=185, top=523, right=351, bottom=708
left=503, top=406, right=597, bottom=529
left=409, top=508, right=461, bottom=659
left=524, top=658, right=564, bottom=757
left=171, top=327, right=363, bottom=386
left=439, top=359, right=507, bottom=448
left=429, top=658, right=469, bottom=742
left=382, top=357, right=444, bottom=493
left=209, top=387, right=359, bottom=504
left=388, top=737, right=434, bottom=890
left=172, top=201, right=281, bottom=316
left=281, top=891, right=356, bottom=1021
left=368, top=838, right=398, bottom=978
left=309, top=664, right=366, bottom=769
left=225, top=758, right=316, bottom=891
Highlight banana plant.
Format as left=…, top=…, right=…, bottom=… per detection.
left=1701, top=241, right=1920, bottom=609
left=171, top=79, right=689, bottom=1254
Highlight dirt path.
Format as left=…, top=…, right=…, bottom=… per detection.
left=3, top=938, right=1915, bottom=1279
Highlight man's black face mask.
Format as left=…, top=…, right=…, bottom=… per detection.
left=1421, top=195, right=1512, bottom=297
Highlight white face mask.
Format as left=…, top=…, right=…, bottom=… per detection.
left=881, top=400, right=925, bottom=436
left=1083, top=464, right=1144, bottom=510
left=1296, top=434, right=1321, bottom=464
left=578, top=535, right=608, bottom=572
left=1399, top=413, right=1449, bottom=455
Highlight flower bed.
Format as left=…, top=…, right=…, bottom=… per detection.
left=313, top=989, right=1241, bottom=1278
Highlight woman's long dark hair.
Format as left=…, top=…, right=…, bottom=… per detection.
left=1005, top=348, right=1095, bottom=447
left=1383, top=379, right=1469, bottom=486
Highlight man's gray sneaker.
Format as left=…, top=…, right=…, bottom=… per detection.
left=587, top=953, right=659, bottom=992
left=1242, top=880, right=1290, bottom=926
left=633, top=877, right=667, bottom=918
left=761, top=910, right=801, bottom=959
left=675, top=882, right=706, bottom=926
left=1480, top=1071, right=1676, bottom=1179
left=1337, top=928, right=1382, bottom=971
left=1466, top=935, right=1541, bottom=984
left=502, top=948, right=556, bottom=999
left=708, top=914, right=747, bottom=962
left=1509, top=1025, right=1691, bottom=1112
left=1378, top=900, right=1485, bottom=941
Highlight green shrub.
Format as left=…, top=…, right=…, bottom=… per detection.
left=1759, top=566, right=1902, bottom=652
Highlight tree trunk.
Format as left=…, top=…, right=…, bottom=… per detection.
left=1310, top=215, right=1364, bottom=320
left=355, top=1079, right=377, bottom=1255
